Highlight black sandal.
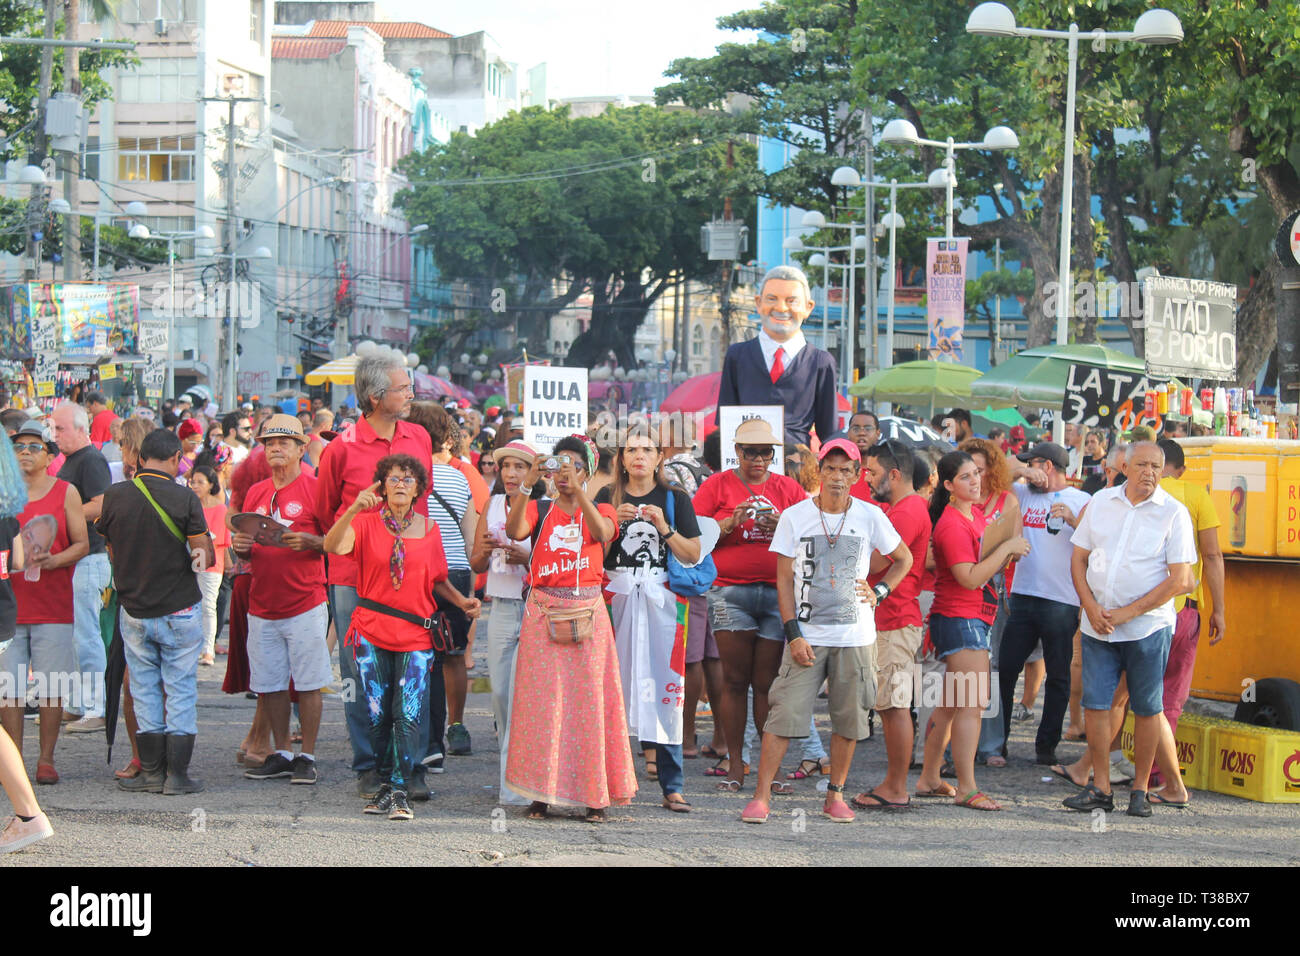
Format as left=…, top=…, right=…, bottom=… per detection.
left=527, top=801, right=549, bottom=819
left=585, top=807, right=607, bottom=823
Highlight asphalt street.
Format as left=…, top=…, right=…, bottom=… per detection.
left=4, top=651, right=1298, bottom=867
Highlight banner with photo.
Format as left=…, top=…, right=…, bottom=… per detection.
left=926, top=238, right=968, bottom=362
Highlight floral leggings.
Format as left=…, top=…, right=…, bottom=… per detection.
left=352, top=634, right=434, bottom=790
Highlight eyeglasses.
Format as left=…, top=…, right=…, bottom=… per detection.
left=12, top=442, right=45, bottom=453
left=384, top=476, right=418, bottom=487
left=848, top=424, right=878, bottom=434
left=382, top=384, right=415, bottom=397
left=738, top=445, right=775, bottom=461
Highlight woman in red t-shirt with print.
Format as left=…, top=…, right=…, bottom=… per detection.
left=503, top=434, right=636, bottom=823
left=691, top=418, right=807, bottom=792
left=324, top=453, right=481, bottom=822
left=915, top=451, right=1028, bottom=812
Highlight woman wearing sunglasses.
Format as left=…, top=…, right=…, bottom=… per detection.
left=324, top=454, right=480, bottom=821
left=691, top=419, right=806, bottom=792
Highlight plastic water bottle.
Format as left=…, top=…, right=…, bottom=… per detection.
left=1045, top=491, right=1064, bottom=535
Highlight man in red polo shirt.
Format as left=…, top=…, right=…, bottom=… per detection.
left=86, top=392, right=118, bottom=449
left=233, top=415, right=328, bottom=785
left=316, top=353, right=432, bottom=797
left=846, top=411, right=881, bottom=502
left=852, top=439, right=931, bottom=809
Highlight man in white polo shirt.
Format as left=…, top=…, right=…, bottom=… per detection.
left=1065, top=442, right=1194, bottom=819
left=741, top=438, right=912, bottom=825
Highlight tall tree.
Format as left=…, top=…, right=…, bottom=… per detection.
left=395, top=104, right=757, bottom=367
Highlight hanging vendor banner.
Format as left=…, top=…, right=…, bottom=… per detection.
left=33, top=351, right=58, bottom=397
left=1142, top=275, right=1237, bottom=381
left=0, top=282, right=139, bottom=361
left=1063, top=363, right=1166, bottom=433
left=926, top=238, right=969, bottom=362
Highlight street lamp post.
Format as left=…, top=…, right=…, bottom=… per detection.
left=966, top=2, right=1182, bottom=439
left=129, top=223, right=217, bottom=401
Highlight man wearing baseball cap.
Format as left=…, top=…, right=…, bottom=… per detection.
left=230, top=415, right=329, bottom=785
left=743, top=437, right=913, bottom=824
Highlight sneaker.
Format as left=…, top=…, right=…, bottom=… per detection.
left=357, top=769, right=383, bottom=798
left=364, top=783, right=394, bottom=815
left=421, top=751, right=445, bottom=774
left=0, top=813, right=53, bottom=854
left=388, top=788, right=413, bottom=821
left=406, top=774, right=431, bottom=802
left=1011, top=702, right=1033, bottom=722
left=1110, top=755, right=1137, bottom=785
left=66, top=716, right=106, bottom=733
left=289, top=756, right=317, bottom=785
left=243, top=753, right=294, bottom=780
left=446, top=722, right=471, bottom=756
left=1062, top=784, right=1114, bottom=812
left=23, top=702, right=37, bottom=720
left=822, top=799, right=856, bottom=823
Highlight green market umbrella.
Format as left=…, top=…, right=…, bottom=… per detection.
left=972, top=405, right=1029, bottom=435
left=970, top=344, right=1145, bottom=411
left=849, top=360, right=992, bottom=417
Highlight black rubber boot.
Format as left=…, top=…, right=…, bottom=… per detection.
left=118, top=732, right=166, bottom=793
left=162, top=734, right=204, bottom=795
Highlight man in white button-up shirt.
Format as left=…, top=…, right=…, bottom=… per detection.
left=1066, top=442, right=1195, bottom=818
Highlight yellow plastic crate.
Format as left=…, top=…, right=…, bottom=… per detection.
left=1207, top=723, right=1300, bottom=803
left=1119, top=711, right=1214, bottom=790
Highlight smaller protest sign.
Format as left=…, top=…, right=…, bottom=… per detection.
left=718, top=405, right=785, bottom=472
left=1063, top=363, right=1164, bottom=433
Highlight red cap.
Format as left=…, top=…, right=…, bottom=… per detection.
left=177, top=418, right=204, bottom=440
left=818, top=437, right=861, bottom=462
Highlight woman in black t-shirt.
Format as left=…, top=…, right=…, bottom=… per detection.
left=595, top=430, right=701, bottom=812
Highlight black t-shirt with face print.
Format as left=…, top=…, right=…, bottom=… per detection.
left=594, top=485, right=700, bottom=572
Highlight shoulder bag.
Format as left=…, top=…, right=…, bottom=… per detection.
left=527, top=503, right=599, bottom=645
left=665, top=488, right=716, bottom=597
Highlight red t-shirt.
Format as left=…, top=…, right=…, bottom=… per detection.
left=89, top=409, right=118, bottom=447
left=523, top=499, right=617, bottom=590
left=981, top=489, right=1017, bottom=592
left=202, top=503, right=229, bottom=575
left=315, top=416, right=433, bottom=587
left=692, top=470, right=807, bottom=586
left=869, top=494, right=931, bottom=630
left=931, top=505, right=997, bottom=625
left=12, top=481, right=74, bottom=625
left=243, top=473, right=326, bottom=620
left=347, top=511, right=449, bottom=652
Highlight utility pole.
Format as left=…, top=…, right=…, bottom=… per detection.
left=61, top=0, right=81, bottom=281
left=333, top=158, right=353, bottom=361
left=862, top=105, right=877, bottom=377
left=22, top=0, right=58, bottom=282
left=719, top=140, right=735, bottom=348
left=202, top=93, right=262, bottom=409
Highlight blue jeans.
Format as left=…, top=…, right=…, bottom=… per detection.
left=644, top=741, right=684, bottom=797
left=329, top=584, right=374, bottom=773
left=120, top=602, right=203, bottom=735
left=977, top=580, right=1011, bottom=759
left=999, top=594, right=1079, bottom=756
left=70, top=553, right=111, bottom=717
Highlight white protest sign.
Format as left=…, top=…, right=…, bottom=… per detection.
left=137, top=319, right=169, bottom=355
left=523, top=365, right=588, bottom=453
left=719, top=405, right=784, bottom=472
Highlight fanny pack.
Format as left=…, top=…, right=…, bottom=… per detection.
left=356, top=596, right=453, bottom=654
left=529, top=592, right=599, bottom=645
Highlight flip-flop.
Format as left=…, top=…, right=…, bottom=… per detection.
left=700, top=745, right=726, bottom=761
left=1049, top=764, right=1090, bottom=788
left=914, top=783, right=957, bottom=799
left=1148, top=792, right=1190, bottom=808
left=955, top=789, right=1002, bottom=811
left=716, top=779, right=743, bottom=793
left=662, top=797, right=693, bottom=813
left=851, top=791, right=911, bottom=810
left=770, top=781, right=794, bottom=795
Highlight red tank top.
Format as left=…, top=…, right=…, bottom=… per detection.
left=13, top=480, right=74, bottom=625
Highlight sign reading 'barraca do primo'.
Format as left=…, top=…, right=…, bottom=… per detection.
left=1142, top=275, right=1237, bottom=381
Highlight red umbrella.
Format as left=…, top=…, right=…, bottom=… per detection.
left=661, top=372, right=721, bottom=414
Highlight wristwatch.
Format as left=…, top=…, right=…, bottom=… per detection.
left=872, top=582, right=891, bottom=602
left=662, top=528, right=676, bottom=542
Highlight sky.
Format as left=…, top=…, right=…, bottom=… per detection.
left=378, top=0, right=757, bottom=101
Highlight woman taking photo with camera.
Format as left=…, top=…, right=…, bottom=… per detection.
left=503, top=435, right=635, bottom=823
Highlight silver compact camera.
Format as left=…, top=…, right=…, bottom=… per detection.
left=544, top=455, right=572, bottom=471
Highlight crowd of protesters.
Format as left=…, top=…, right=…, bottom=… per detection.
left=0, top=281, right=1228, bottom=850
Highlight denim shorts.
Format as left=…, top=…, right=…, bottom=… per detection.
left=706, top=583, right=782, bottom=641
left=929, top=614, right=991, bottom=660
left=1081, top=627, right=1172, bottom=716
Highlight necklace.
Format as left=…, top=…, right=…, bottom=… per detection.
left=817, top=496, right=850, bottom=588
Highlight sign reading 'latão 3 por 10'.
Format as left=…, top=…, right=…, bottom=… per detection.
left=1142, top=275, right=1237, bottom=381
